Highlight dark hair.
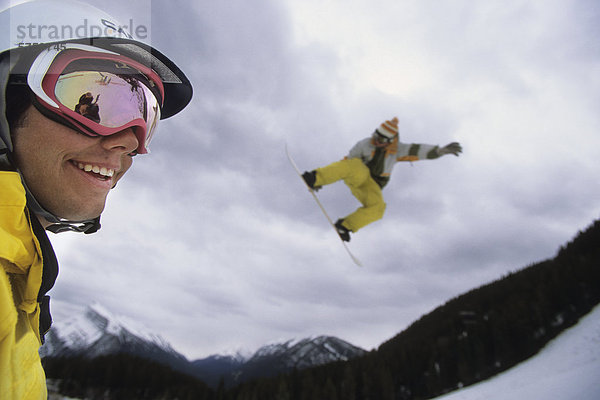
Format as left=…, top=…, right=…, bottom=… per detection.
left=6, top=82, right=33, bottom=131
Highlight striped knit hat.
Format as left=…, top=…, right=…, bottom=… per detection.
left=376, top=117, right=399, bottom=139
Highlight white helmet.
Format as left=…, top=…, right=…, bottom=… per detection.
left=0, top=0, right=192, bottom=117
left=0, top=0, right=193, bottom=233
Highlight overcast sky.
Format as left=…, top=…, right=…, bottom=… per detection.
left=4, top=0, right=599, bottom=360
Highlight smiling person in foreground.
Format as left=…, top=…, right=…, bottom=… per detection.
left=0, top=1, right=192, bottom=398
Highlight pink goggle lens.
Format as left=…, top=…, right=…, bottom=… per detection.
left=53, top=70, right=161, bottom=153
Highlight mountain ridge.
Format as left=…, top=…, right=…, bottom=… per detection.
left=207, top=334, right=367, bottom=387
left=41, top=304, right=366, bottom=387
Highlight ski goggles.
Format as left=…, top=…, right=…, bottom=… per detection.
left=373, top=130, right=395, bottom=144
left=27, top=43, right=164, bottom=154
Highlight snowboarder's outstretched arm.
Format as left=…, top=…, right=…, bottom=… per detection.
left=396, top=142, right=462, bottom=162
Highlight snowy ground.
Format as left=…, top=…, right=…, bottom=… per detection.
left=434, top=305, right=600, bottom=400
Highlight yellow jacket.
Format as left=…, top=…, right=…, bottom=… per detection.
left=1, top=171, right=50, bottom=400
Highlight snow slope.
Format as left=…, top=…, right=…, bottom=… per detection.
left=434, top=305, right=600, bottom=400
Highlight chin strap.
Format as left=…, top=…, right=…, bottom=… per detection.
left=20, top=172, right=102, bottom=234
left=45, top=217, right=101, bottom=234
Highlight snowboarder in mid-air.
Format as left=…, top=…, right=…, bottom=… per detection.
left=302, top=117, right=462, bottom=242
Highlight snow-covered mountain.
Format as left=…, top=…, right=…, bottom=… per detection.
left=245, top=336, right=366, bottom=379
left=40, top=302, right=189, bottom=372
left=248, top=335, right=366, bottom=369
left=41, top=302, right=366, bottom=388
left=191, top=335, right=366, bottom=387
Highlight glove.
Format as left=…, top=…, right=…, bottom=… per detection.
left=438, top=142, right=462, bottom=156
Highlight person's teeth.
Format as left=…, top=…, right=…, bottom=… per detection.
left=99, top=167, right=114, bottom=177
left=76, top=162, right=114, bottom=177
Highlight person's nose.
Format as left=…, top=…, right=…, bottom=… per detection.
left=100, top=128, right=140, bottom=154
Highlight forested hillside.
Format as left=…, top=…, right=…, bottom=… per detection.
left=224, top=219, right=600, bottom=400
left=44, top=353, right=213, bottom=400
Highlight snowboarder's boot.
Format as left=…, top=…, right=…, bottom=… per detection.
left=335, top=219, right=351, bottom=242
left=302, top=170, right=321, bottom=191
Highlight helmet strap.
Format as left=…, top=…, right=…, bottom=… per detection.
left=45, top=217, right=101, bottom=234
left=19, top=168, right=102, bottom=234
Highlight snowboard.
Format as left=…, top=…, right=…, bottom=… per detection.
left=285, top=144, right=363, bottom=267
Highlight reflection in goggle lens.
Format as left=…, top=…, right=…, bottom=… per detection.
left=55, top=71, right=160, bottom=146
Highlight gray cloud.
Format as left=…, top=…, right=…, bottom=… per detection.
left=40, top=0, right=600, bottom=358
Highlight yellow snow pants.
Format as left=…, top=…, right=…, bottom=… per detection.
left=315, top=158, right=386, bottom=232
